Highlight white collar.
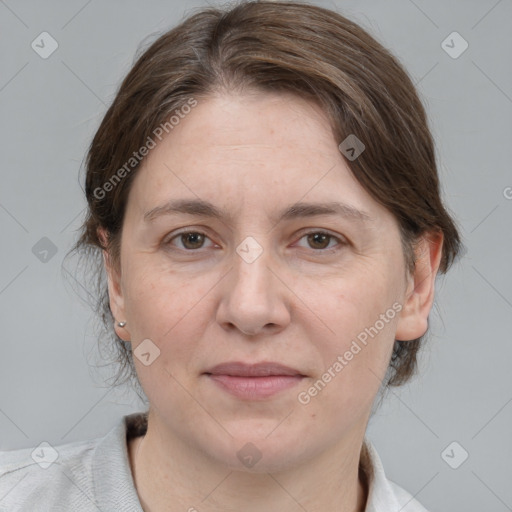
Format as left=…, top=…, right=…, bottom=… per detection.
left=361, top=439, right=429, bottom=511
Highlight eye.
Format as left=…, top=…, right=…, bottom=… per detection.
left=295, top=231, right=345, bottom=251
left=165, top=230, right=216, bottom=251
left=164, top=229, right=345, bottom=253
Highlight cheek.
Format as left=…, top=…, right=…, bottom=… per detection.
left=122, top=269, right=212, bottom=407
left=302, top=272, right=400, bottom=405
left=121, top=258, right=198, bottom=333
left=122, top=264, right=218, bottom=366
left=313, top=268, right=399, bottom=344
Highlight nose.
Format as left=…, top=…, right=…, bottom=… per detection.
left=216, top=242, right=291, bottom=337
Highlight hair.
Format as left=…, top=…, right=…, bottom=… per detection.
left=67, top=0, right=463, bottom=398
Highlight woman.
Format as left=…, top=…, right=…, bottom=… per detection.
left=0, top=1, right=462, bottom=511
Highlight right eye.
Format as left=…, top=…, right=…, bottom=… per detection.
left=165, top=230, right=216, bottom=251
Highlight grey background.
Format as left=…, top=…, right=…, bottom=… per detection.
left=1, top=0, right=511, bottom=510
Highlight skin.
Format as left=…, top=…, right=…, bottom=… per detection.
left=102, top=90, right=443, bottom=512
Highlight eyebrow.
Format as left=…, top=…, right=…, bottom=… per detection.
left=143, top=198, right=373, bottom=224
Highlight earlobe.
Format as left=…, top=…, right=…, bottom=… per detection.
left=98, top=228, right=130, bottom=341
left=395, top=231, right=444, bottom=342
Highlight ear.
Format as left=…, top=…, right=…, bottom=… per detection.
left=98, top=227, right=130, bottom=342
left=395, top=231, right=444, bottom=341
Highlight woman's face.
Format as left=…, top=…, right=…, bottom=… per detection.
left=106, top=91, right=436, bottom=472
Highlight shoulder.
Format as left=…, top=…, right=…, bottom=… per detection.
left=0, top=436, right=100, bottom=511
left=0, top=412, right=146, bottom=511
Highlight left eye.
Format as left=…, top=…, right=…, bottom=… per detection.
left=296, top=231, right=343, bottom=251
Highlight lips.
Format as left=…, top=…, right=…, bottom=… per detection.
left=204, top=361, right=305, bottom=377
left=203, top=361, right=306, bottom=400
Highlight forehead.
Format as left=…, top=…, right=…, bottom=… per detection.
left=127, top=92, right=393, bottom=226
left=144, top=91, right=337, bottom=172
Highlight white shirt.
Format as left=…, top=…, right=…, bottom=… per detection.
left=0, top=412, right=429, bottom=511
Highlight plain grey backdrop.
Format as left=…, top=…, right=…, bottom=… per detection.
left=1, top=0, right=511, bottom=510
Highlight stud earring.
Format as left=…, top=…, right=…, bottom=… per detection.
left=117, top=321, right=127, bottom=328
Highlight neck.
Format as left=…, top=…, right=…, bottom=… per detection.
left=129, top=412, right=369, bottom=512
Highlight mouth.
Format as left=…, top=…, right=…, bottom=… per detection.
left=203, top=361, right=307, bottom=400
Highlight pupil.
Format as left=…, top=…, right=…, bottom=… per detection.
left=309, top=233, right=329, bottom=249
left=183, top=233, right=203, bottom=248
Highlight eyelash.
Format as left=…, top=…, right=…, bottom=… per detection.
left=163, top=229, right=347, bottom=254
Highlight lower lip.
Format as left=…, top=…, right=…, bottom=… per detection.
left=206, top=374, right=304, bottom=400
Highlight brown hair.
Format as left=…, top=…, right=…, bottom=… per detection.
left=68, top=0, right=462, bottom=396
